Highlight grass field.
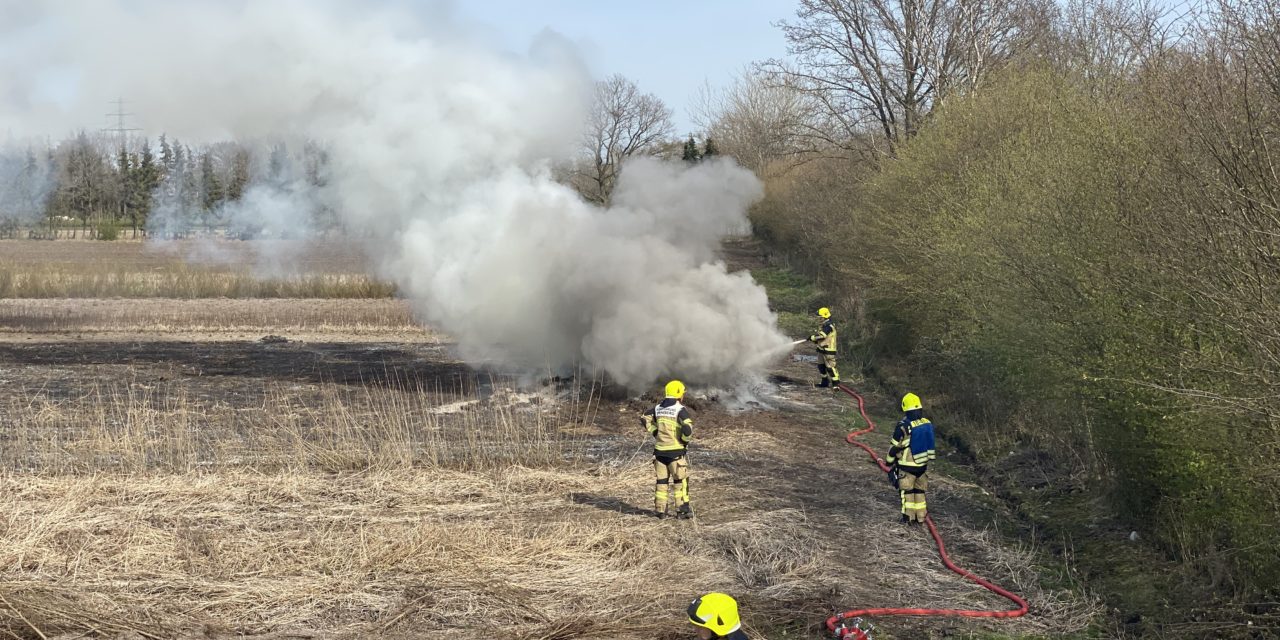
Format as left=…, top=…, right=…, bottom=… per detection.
left=0, top=239, right=394, bottom=298
left=0, top=239, right=1101, bottom=639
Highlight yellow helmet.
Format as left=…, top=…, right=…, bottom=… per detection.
left=687, top=592, right=741, bottom=636
left=664, top=380, right=686, bottom=399
left=901, top=392, right=922, bottom=412
left=817, top=307, right=831, bottom=319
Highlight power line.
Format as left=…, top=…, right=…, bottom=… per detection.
left=103, top=97, right=140, bottom=145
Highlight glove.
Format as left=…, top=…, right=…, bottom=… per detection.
left=886, top=467, right=900, bottom=489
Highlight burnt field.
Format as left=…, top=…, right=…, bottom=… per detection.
left=0, top=246, right=1097, bottom=640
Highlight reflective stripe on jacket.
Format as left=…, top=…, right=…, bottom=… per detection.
left=887, top=417, right=936, bottom=470
left=642, top=398, right=692, bottom=455
left=811, top=319, right=837, bottom=354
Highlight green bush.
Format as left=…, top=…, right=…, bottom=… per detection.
left=757, top=63, right=1280, bottom=602
left=95, top=221, right=120, bottom=241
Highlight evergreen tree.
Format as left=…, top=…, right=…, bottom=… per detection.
left=170, top=140, right=185, bottom=175
left=200, top=151, right=224, bottom=215
left=227, top=147, right=250, bottom=202
left=158, top=134, right=174, bottom=174
left=681, top=135, right=701, bottom=163
left=115, top=144, right=132, bottom=227
left=19, top=147, right=44, bottom=217
left=180, top=144, right=200, bottom=224
left=703, top=137, right=719, bottom=158
left=130, top=142, right=161, bottom=232
left=268, top=143, right=288, bottom=184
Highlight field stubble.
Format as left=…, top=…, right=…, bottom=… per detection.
left=0, top=372, right=838, bottom=639
left=0, top=241, right=1100, bottom=638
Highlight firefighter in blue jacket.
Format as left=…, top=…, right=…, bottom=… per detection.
left=886, top=392, right=936, bottom=524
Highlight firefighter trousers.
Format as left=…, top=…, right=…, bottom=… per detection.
left=654, top=454, right=689, bottom=513
left=818, top=352, right=839, bottom=385
left=899, top=468, right=928, bottom=522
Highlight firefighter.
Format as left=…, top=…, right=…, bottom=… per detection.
left=641, top=380, right=694, bottom=520
left=809, top=307, right=839, bottom=388
left=886, top=392, right=936, bottom=524
left=687, top=592, right=749, bottom=639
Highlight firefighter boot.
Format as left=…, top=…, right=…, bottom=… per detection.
left=677, top=503, right=694, bottom=520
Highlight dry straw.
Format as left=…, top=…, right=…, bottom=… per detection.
left=0, top=377, right=842, bottom=638
left=0, top=376, right=1100, bottom=638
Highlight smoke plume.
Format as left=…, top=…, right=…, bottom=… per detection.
left=0, top=0, right=790, bottom=388
left=0, top=141, right=53, bottom=226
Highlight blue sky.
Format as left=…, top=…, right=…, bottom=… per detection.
left=452, top=1, right=794, bottom=135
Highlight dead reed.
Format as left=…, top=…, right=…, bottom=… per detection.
left=0, top=263, right=395, bottom=298
left=0, top=378, right=843, bottom=639
left=0, top=298, right=425, bottom=336
left=0, top=378, right=577, bottom=474
left=0, top=238, right=393, bottom=298
left=0, top=376, right=1100, bottom=638
left=0, top=470, right=833, bottom=639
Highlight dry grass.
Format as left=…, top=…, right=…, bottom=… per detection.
left=0, top=377, right=841, bottom=639
left=0, top=314, right=1103, bottom=639
left=0, top=240, right=393, bottom=298
left=0, top=239, right=370, bottom=272
left=0, top=373, right=1107, bottom=639
left=0, top=299, right=427, bottom=338
left=0, top=265, right=394, bottom=299
left=0, top=470, right=832, bottom=639
left=0, top=378, right=580, bottom=474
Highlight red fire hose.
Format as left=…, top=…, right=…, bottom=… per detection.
left=825, top=384, right=1028, bottom=636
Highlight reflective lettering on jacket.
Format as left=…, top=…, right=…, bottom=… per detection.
left=642, top=398, right=693, bottom=454
left=811, top=319, right=837, bottom=354
left=887, top=418, right=936, bottom=469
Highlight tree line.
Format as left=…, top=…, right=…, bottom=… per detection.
left=0, top=72, right=721, bottom=239
left=693, top=0, right=1280, bottom=631
left=0, top=134, right=334, bottom=240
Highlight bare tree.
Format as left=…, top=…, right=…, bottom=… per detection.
left=574, top=74, right=674, bottom=205
left=690, top=70, right=813, bottom=176
left=1045, top=0, right=1187, bottom=88
left=761, top=0, right=1041, bottom=155
left=51, top=132, right=114, bottom=232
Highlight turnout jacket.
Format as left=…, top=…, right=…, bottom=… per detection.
left=886, top=409, right=936, bottom=475
left=641, top=398, right=693, bottom=458
left=810, top=319, right=837, bottom=354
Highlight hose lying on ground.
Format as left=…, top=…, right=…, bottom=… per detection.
left=825, top=384, right=1029, bottom=635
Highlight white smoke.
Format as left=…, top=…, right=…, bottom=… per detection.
left=0, top=141, right=53, bottom=226
left=0, top=0, right=790, bottom=388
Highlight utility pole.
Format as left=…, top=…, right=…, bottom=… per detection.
left=103, top=98, right=141, bottom=237
left=103, top=97, right=141, bottom=143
